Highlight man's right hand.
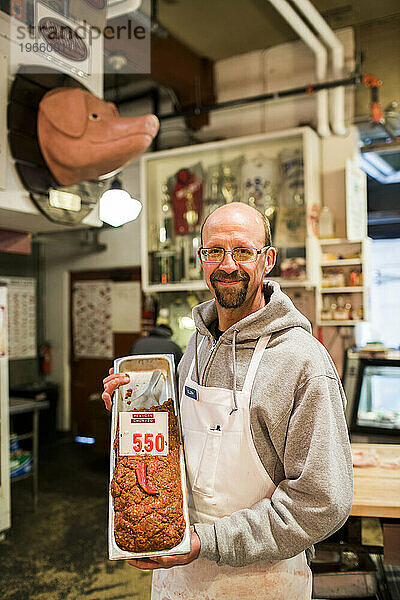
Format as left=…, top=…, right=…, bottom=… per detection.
left=102, top=368, right=130, bottom=411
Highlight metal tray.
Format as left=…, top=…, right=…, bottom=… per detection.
left=108, top=353, right=191, bottom=560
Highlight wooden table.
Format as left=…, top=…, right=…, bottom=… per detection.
left=351, top=443, right=400, bottom=519
left=351, top=442, right=400, bottom=570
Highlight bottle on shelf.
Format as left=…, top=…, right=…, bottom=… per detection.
left=320, top=296, right=333, bottom=321
left=349, top=271, right=358, bottom=287
left=159, top=181, right=174, bottom=249
left=319, top=206, right=335, bottom=239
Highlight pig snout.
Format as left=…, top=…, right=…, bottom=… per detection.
left=134, top=114, right=159, bottom=138
left=87, top=114, right=159, bottom=143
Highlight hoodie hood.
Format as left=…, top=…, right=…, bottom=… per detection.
left=192, top=280, right=311, bottom=342
left=149, top=325, right=173, bottom=338
left=191, top=281, right=311, bottom=414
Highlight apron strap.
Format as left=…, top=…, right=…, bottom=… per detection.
left=188, top=335, right=207, bottom=382
left=242, top=335, right=271, bottom=394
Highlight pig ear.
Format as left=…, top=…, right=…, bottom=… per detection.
left=108, top=101, right=119, bottom=117
left=39, top=88, right=88, bottom=138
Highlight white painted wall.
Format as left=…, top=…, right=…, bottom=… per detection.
left=196, top=27, right=355, bottom=141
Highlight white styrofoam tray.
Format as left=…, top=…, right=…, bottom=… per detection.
left=108, top=353, right=191, bottom=560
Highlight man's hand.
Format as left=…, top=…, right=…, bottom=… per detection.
left=102, top=368, right=130, bottom=411
left=126, top=527, right=201, bottom=570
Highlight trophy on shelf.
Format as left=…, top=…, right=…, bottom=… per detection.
left=150, top=180, right=176, bottom=285
left=169, top=164, right=203, bottom=235
left=203, top=155, right=244, bottom=217
left=152, top=164, right=204, bottom=284
left=274, top=148, right=306, bottom=249
left=241, top=154, right=278, bottom=238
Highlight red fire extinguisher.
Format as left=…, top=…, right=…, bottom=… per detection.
left=40, top=342, right=52, bottom=374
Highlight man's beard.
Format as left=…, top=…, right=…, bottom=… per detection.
left=210, top=269, right=250, bottom=308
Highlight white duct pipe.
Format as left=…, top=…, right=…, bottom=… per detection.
left=267, top=0, right=330, bottom=137
left=290, top=0, right=347, bottom=135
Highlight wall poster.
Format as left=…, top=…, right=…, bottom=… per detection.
left=1, top=277, right=37, bottom=359
left=111, top=281, right=141, bottom=333
left=72, top=280, right=113, bottom=359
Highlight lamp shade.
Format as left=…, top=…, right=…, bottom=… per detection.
left=99, top=178, right=142, bottom=227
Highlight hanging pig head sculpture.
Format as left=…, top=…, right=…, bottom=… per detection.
left=37, top=87, right=159, bottom=187
left=8, top=68, right=160, bottom=225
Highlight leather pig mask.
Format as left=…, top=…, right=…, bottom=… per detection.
left=37, top=87, right=159, bottom=187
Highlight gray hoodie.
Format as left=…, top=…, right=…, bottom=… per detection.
left=177, top=281, right=353, bottom=567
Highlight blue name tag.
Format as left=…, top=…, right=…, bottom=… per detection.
left=185, top=386, right=198, bottom=400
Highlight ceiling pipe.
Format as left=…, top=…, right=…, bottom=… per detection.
left=158, top=74, right=361, bottom=122
left=267, top=0, right=331, bottom=137
left=290, top=0, right=347, bottom=136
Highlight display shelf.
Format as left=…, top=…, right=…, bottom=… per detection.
left=317, top=320, right=360, bottom=327
left=321, top=259, right=362, bottom=267
left=140, top=127, right=321, bottom=293
left=149, top=277, right=316, bottom=293
left=320, top=238, right=364, bottom=245
left=316, top=238, right=371, bottom=326
left=321, top=286, right=364, bottom=293
left=143, top=280, right=208, bottom=293
left=275, top=279, right=315, bottom=289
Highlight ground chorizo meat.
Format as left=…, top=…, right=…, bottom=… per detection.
left=111, top=398, right=186, bottom=553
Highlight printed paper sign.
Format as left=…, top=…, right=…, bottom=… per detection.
left=119, top=411, right=168, bottom=456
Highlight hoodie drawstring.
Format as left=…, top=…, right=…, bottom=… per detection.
left=230, top=330, right=239, bottom=415
left=194, top=327, right=240, bottom=413
left=194, top=330, right=200, bottom=384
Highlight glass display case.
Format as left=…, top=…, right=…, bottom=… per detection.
left=349, top=357, right=400, bottom=438
left=140, top=127, right=321, bottom=292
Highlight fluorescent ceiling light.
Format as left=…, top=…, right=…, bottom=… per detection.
left=360, top=153, right=400, bottom=184
left=99, top=177, right=142, bottom=227
left=363, top=152, right=394, bottom=176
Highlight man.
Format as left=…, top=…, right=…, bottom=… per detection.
left=102, top=202, right=353, bottom=600
left=129, top=303, right=183, bottom=368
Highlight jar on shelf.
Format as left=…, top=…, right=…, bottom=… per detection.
left=333, top=296, right=351, bottom=320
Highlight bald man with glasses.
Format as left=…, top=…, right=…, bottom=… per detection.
left=103, top=202, right=352, bottom=600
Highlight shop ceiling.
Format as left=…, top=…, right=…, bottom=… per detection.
left=104, top=0, right=400, bottom=141
left=104, top=0, right=400, bottom=235
left=155, top=0, right=400, bottom=61
left=105, top=0, right=400, bottom=96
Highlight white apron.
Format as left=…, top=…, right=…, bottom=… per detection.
left=151, top=335, right=312, bottom=600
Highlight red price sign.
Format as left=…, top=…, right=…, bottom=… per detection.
left=132, top=432, right=166, bottom=453
left=119, top=411, right=168, bottom=456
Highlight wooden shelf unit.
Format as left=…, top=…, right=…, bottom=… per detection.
left=317, top=238, right=371, bottom=327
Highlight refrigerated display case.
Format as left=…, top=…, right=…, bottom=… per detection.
left=347, top=356, right=400, bottom=440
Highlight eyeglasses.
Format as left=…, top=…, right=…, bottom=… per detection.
left=198, top=246, right=270, bottom=263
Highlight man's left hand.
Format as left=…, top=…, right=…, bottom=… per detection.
left=127, top=527, right=201, bottom=570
